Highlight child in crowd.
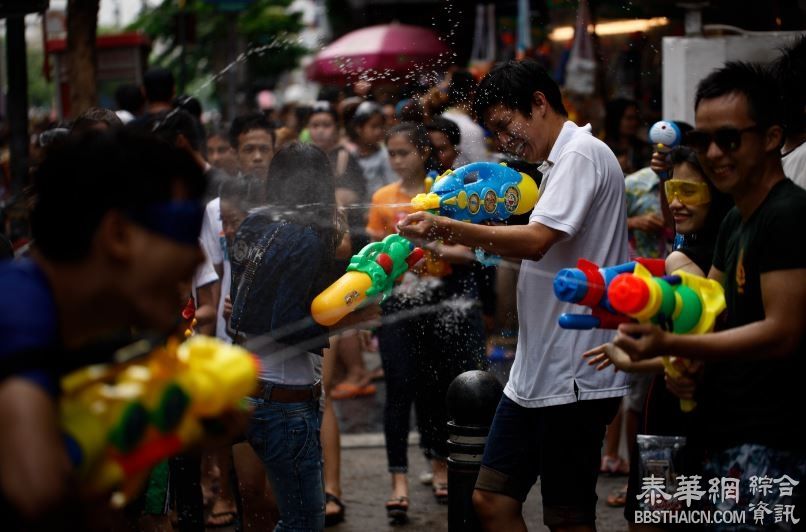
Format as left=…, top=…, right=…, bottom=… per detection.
left=367, top=122, right=486, bottom=524
left=348, top=101, right=397, bottom=195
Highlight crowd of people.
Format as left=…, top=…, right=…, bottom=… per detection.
left=0, top=32, right=805, bottom=532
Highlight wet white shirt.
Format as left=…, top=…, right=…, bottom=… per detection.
left=504, top=121, right=630, bottom=408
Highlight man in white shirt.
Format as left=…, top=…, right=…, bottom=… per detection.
left=399, top=60, right=629, bottom=532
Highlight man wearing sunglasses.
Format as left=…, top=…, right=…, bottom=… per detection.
left=615, top=62, right=806, bottom=517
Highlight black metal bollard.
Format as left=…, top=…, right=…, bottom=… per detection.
left=446, top=370, right=503, bottom=532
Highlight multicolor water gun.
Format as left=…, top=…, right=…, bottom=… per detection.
left=607, top=263, right=726, bottom=412
left=648, top=120, right=682, bottom=179
left=60, top=335, right=259, bottom=506
left=411, top=162, right=539, bottom=223
left=311, top=234, right=424, bottom=326
left=553, top=258, right=667, bottom=330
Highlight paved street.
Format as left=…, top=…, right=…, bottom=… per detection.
left=331, top=442, right=629, bottom=531
left=327, top=354, right=629, bottom=531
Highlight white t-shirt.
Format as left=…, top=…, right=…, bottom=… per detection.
left=782, top=141, right=806, bottom=190
left=192, top=242, right=219, bottom=300
left=442, top=109, right=490, bottom=163
left=505, top=121, right=631, bottom=408
left=200, top=198, right=231, bottom=341
left=356, top=145, right=396, bottom=196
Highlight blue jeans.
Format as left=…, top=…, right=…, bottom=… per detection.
left=246, top=392, right=324, bottom=532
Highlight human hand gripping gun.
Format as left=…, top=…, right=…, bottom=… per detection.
left=60, top=335, right=259, bottom=506
left=411, top=162, right=539, bottom=223
left=605, top=263, right=726, bottom=412
left=553, top=258, right=668, bottom=330
left=311, top=234, right=424, bottom=326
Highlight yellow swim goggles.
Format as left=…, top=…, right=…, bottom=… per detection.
left=664, top=179, right=711, bottom=206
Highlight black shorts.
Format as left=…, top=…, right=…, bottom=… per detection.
left=475, top=394, right=621, bottom=528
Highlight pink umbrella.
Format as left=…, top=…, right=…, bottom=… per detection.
left=308, top=23, right=451, bottom=84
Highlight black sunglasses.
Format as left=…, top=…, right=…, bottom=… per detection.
left=684, top=125, right=762, bottom=154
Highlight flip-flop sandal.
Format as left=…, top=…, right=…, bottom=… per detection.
left=325, top=492, right=346, bottom=527
left=385, top=496, right=409, bottom=525
left=330, top=382, right=377, bottom=400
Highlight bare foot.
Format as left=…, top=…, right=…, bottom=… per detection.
left=391, top=472, right=409, bottom=500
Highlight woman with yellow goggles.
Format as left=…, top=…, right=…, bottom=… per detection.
left=664, top=146, right=733, bottom=276
left=664, top=179, right=711, bottom=206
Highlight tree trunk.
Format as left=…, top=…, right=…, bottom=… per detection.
left=66, top=0, right=100, bottom=118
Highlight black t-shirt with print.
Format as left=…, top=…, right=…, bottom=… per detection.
left=699, top=178, right=806, bottom=451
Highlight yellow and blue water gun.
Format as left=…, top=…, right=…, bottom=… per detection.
left=411, top=162, right=539, bottom=223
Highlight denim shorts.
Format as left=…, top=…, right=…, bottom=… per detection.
left=475, top=395, right=621, bottom=528
left=246, top=392, right=324, bottom=532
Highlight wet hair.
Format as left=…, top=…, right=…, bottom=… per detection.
left=229, top=113, right=275, bottom=149
left=386, top=122, right=438, bottom=172
left=307, top=101, right=339, bottom=125
left=71, top=107, right=123, bottom=134
left=262, top=143, right=337, bottom=246
left=770, top=36, right=806, bottom=136
left=425, top=116, right=461, bottom=147
left=695, top=61, right=782, bottom=129
left=668, top=145, right=734, bottom=273
left=604, top=98, right=639, bottom=142
left=144, top=109, right=204, bottom=154
left=143, top=68, right=175, bottom=103
left=115, top=84, right=144, bottom=115
left=31, top=129, right=206, bottom=263
left=474, top=59, right=568, bottom=126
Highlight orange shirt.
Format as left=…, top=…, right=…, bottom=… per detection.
left=366, top=181, right=450, bottom=277
left=366, top=181, right=414, bottom=240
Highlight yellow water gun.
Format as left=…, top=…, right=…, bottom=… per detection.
left=60, top=335, right=259, bottom=506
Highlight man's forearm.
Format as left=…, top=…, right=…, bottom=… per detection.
left=666, top=319, right=800, bottom=362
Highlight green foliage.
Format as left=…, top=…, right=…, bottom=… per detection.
left=129, top=0, right=306, bottom=95
left=27, top=46, right=54, bottom=109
